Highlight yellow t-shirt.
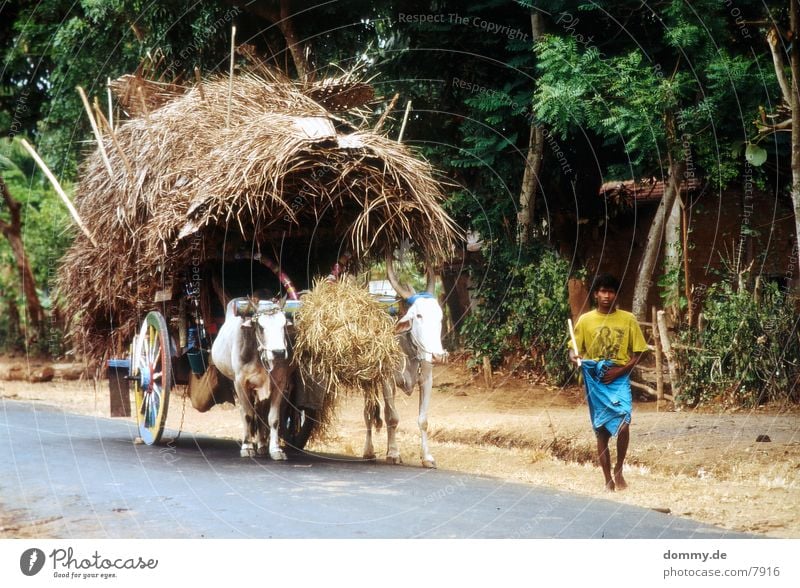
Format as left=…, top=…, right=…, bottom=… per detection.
left=572, top=309, right=648, bottom=365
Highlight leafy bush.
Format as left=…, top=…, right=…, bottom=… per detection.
left=461, top=242, right=573, bottom=385
left=675, top=280, right=800, bottom=407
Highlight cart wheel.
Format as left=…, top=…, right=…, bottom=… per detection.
left=132, top=311, right=172, bottom=445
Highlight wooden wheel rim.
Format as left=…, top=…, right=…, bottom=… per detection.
left=133, top=311, right=172, bottom=445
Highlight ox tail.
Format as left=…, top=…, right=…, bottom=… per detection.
left=365, top=390, right=383, bottom=431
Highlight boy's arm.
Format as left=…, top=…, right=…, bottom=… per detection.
left=601, top=352, right=641, bottom=384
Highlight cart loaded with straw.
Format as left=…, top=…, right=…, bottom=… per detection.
left=40, top=65, right=458, bottom=450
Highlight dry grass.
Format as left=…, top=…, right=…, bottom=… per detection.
left=293, top=277, right=401, bottom=412
left=58, top=68, right=458, bottom=364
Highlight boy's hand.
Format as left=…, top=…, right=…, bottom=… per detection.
left=568, top=349, right=582, bottom=366
left=601, top=365, right=627, bottom=383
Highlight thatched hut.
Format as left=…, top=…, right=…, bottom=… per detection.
left=58, top=69, right=458, bottom=363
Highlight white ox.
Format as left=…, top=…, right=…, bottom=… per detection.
left=363, top=256, right=447, bottom=468
left=211, top=298, right=290, bottom=460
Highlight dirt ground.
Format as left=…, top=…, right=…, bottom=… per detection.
left=1, top=354, right=799, bottom=538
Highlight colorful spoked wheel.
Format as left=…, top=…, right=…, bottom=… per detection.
left=132, top=311, right=172, bottom=445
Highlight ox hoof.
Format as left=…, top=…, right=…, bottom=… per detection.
left=386, top=455, right=402, bottom=465
left=422, top=458, right=437, bottom=469
left=363, top=453, right=377, bottom=461
left=240, top=446, right=256, bottom=458
left=256, top=445, right=270, bottom=457
left=270, top=449, right=288, bottom=461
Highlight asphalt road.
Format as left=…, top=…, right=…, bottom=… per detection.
left=0, top=400, right=749, bottom=539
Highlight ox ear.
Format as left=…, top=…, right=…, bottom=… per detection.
left=394, top=318, right=412, bottom=335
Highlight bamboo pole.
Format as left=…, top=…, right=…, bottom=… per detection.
left=657, top=309, right=680, bottom=397
left=93, top=103, right=133, bottom=178
left=652, top=306, right=664, bottom=409
left=397, top=100, right=412, bottom=143
left=374, top=93, right=400, bottom=132
left=106, top=77, right=114, bottom=131
left=19, top=139, right=98, bottom=247
left=227, top=25, right=236, bottom=128
left=93, top=97, right=106, bottom=132
left=76, top=86, right=114, bottom=179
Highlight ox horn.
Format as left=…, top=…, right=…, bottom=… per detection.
left=386, top=251, right=415, bottom=300
left=425, top=262, right=437, bottom=295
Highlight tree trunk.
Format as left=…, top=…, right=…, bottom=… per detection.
left=225, top=0, right=309, bottom=79
left=664, top=193, right=682, bottom=321
left=0, top=174, right=44, bottom=333
left=791, top=0, right=800, bottom=280
left=278, top=0, right=308, bottom=80
left=631, top=146, right=686, bottom=320
left=517, top=12, right=544, bottom=245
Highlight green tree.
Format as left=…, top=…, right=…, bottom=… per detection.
left=533, top=0, right=774, bottom=319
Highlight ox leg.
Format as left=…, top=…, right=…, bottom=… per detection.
left=267, top=361, right=288, bottom=461
left=382, top=379, right=401, bottom=464
left=362, top=394, right=377, bottom=460
left=254, top=400, right=270, bottom=457
left=418, top=361, right=436, bottom=468
left=234, top=379, right=257, bottom=458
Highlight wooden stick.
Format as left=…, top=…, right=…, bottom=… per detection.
left=657, top=309, right=680, bottom=397
left=567, top=318, right=581, bottom=366
left=194, top=66, right=206, bottom=101
left=19, top=139, right=98, bottom=247
left=93, top=104, right=133, bottom=178
left=397, top=100, right=412, bottom=143
left=374, top=92, right=400, bottom=132
left=482, top=356, right=493, bottom=389
left=631, top=380, right=657, bottom=400
left=76, top=86, right=114, bottom=179
left=681, top=201, right=691, bottom=326
left=227, top=25, right=236, bottom=128
left=92, top=100, right=110, bottom=134
left=652, top=306, right=664, bottom=408
left=106, top=78, right=114, bottom=131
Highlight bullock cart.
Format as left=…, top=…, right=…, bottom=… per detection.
left=56, top=65, right=457, bottom=454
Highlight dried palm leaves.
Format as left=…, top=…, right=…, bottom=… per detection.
left=58, top=68, right=457, bottom=363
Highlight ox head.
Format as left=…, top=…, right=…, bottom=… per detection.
left=235, top=298, right=288, bottom=366
left=386, top=252, right=447, bottom=363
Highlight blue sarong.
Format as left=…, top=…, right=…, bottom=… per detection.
left=581, top=359, right=632, bottom=436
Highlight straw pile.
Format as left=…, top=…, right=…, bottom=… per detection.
left=58, top=67, right=458, bottom=362
left=292, top=277, right=401, bottom=406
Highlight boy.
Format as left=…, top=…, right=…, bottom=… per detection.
left=569, top=274, right=648, bottom=491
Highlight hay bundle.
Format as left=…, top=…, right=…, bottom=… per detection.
left=58, top=67, right=459, bottom=362
left=293, top=277, right=401, bottom=400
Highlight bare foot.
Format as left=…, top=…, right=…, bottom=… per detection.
left=614, top=470, right=628, bottom=490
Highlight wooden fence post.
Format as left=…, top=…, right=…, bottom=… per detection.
left=657, top=310, right=680, bottom=397
left=482, top=356, right=493, bottom=389
left=652, top=306, right=665, bottom=409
